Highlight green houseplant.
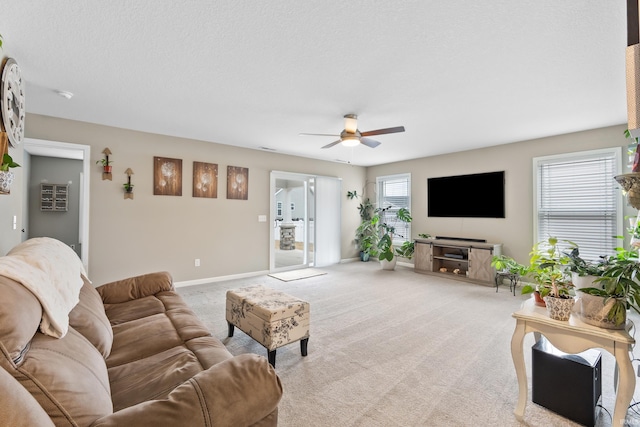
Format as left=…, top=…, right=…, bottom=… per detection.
left=96, top=158, right=113, bottom=173
left=354, top=219, right=378, bottom=261
left=395, top=233, right=431, bottom=260
left=576, top=246, right=640, bottom=328
left=491, top=255, right=530, bottom=293
left=564, top=246, right=607, bottom=290
left=375, top=207, right=412, bottom=270
left=522, top=237, right=575, bottom=320
left=348, top=190, right=377, bottom=261
left=491, top=254, right=529, bottom=277
left=0, top=153, right=20, bottom=194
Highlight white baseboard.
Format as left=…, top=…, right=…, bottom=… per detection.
left=174, top=270, right=269, bottom=288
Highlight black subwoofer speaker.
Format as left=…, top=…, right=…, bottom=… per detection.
left=532, top=337, right=602, bottom=427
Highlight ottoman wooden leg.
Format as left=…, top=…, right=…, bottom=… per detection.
left=268, top=350, right=276, bottom=367
left=301, top=338, right=309, bottom=357
left=227, top=322, right=234, bottom=337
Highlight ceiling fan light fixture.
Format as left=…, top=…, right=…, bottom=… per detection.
left=344, top=114, right=358, bottom=133
left=341, top=136, right=360, bottom=147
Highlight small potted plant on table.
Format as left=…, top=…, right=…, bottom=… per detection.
left=522, top=237, right=574, bottom=320
left=575, top=246, right=640, bottom=329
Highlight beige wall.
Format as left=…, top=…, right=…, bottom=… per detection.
left=1, top=113, right=632, bottom=284
left=366, top=124, right=632, bottom=265
left=15, top=114, right=366, bottom=285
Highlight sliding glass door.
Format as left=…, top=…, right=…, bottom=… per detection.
left=270, top=171, right=340, bottom=272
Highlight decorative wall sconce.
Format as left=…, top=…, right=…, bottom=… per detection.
left=97, top=148, right=113, bottom=181
left=124, top=168, right=134, bottom=200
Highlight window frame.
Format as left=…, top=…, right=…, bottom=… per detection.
left=532, top=147, right=623, bottom=262
left=376, top=173, right=412, bottom=245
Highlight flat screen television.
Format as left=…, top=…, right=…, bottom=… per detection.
left=427, top=171, right=505, bottom=218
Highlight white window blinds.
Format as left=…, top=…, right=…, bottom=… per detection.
left=534, top=149, right=621, bottom=262
left=376, top=174, right=411, bottom=244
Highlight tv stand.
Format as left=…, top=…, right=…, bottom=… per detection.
left=414, top=238, right=502, bottom=285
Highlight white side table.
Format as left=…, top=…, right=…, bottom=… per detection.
left=511, top=298, right=635, bottom=426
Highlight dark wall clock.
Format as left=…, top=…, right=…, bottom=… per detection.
left=0, top=58, right=25, bottom=147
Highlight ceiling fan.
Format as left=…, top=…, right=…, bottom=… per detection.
left=300, top=114, right=405, bottom=149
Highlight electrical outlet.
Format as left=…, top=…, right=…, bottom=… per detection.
left=195, top=259, right=200, bottom=267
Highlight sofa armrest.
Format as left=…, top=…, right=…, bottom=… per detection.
left=90, top=354, right=282, bottom=427
left=96, top=271, right=174, bottom=304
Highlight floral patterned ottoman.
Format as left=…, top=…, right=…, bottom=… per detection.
left=226, top=285, right=310, bottom=367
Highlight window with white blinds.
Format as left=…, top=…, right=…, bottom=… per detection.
left=376, top=173, right=411, bottom=244
left=534, top=148, right=622, bottom=262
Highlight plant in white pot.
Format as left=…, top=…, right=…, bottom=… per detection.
left=565, top=247, right=605, bottom=290
left=0, top=153, right=20, bottom=194
left=522, top=237, right=575, bottom=320
left=374, top=206, right=412, bottom=270
left=576, top=246, right=640, bottom=329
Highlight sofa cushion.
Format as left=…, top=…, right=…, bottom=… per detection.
left=97, top=271, right=174, bottom=304
left=107, top=313, right=183, bottom=368
left=92, top=354, right=282, bottom=427
left=69, top=279, right=113, bottom=358
left=0, top=366, right=55, bottom=427
left=103, top=294, right=166, bottom=325
left=0, top=276, right=42, bottom=363
left=108, top=345, right=205, bottom=411
left=0, top=327, right=113, bottom=426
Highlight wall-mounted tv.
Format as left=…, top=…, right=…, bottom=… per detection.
left=427, top=171, right=505, bottom=218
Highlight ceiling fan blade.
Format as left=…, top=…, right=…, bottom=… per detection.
left=360, top=138, right=381, bottom=148
left=299, top=133, right=340, bottom=137
left=360, top=126, right=405, bottom=137
left=321, top=139, right=342, bottom=149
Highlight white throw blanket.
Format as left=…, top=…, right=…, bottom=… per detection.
left=0, top=237, right=87, bottom=338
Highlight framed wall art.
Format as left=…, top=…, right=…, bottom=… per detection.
left=193, top=161, right=218, bottom=198
left=227, top=166, right=248, bottom=200
left=153, top=156, right=182, bottom=196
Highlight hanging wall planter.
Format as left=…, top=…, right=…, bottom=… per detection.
left=97, top=148, right=113, bottom=180
left=0, top=170, right=14, bottom=194
left=0, top=152, right=20, bottom=195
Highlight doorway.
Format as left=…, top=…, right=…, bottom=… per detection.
left=270, top=171, right=341, bottom=272
left=23, top=138, right=91, bottom=272
left=271, top=173, right=314, bottom=271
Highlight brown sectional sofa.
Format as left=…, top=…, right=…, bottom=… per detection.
left=0, top=268, right=282, bottom=426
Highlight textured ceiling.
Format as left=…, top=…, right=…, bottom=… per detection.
left=0, top=1, right=628, bottom=166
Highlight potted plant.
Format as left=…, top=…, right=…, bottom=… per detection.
left=96, top=158, right=113, bottom=173
left=375, top=207, right=412, bottom=270
left=0, top=153, right=20, bottom=194
left=348, top=190, right=376, bottom=261
left=395, top=233, right=431, bottom=260
left=564, top=247, right=605, bottom=290
left=491, top=255, right=530, bottom=294
left=522, top=237, right=574, bottom=320
left=123, top=183, right=134, bottom=193
left=576, top=246, right=640, bottom=329
left=355, top=219, right=378, bottom=262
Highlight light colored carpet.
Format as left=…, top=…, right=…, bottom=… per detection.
left=269, top=268, right=327, bottom=282
left=178, top=262, right=640, bottom=427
